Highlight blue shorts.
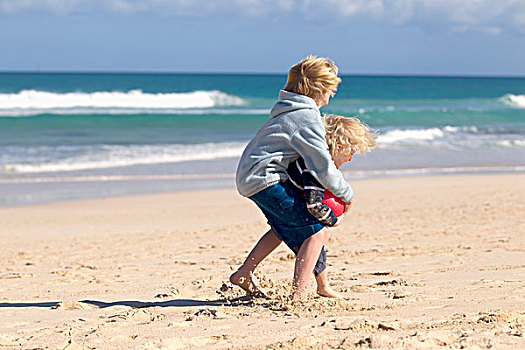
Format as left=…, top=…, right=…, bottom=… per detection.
left=249, top=181, right=325, bottom=251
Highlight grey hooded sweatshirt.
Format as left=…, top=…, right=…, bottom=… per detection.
left=235, top=90, right=354, bottom=203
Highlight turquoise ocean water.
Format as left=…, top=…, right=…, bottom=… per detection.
left=0, top=73, right=524, bottom=205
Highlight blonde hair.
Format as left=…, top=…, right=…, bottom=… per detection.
left=323, top=114, right=377, bottom=157
left=284, top=55, right=342, bottom=101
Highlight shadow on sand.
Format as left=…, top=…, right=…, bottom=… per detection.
left=0, top=297, right=253, bottom=309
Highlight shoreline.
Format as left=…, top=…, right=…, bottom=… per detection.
left=1, top=173, right=524, bottom=349
left=2, top=166, right=525, bottom=207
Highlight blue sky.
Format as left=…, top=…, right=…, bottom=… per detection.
left=1, top=0, right=525, bottom=76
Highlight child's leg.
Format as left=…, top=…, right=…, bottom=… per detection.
left=315, top=270, right=343, bottom=298
left=230, top=229, right=282, bottom=295
left=292, top=228, right=329, bottom=300
left=311, top=246, right=342, bottom=298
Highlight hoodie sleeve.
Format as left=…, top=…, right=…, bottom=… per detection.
left=293, top=159, right=339, bottom=226
left=290, top=120, right=354, bottom=203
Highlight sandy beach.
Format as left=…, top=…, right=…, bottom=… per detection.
left=1, top=174, right=524, bottom=349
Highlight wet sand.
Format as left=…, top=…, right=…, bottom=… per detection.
left=0, top=174, right=524, bottom=349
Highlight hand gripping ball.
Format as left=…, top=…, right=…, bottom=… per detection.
left=322, top=190, right=346, bottom=217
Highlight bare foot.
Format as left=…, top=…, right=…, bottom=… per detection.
left=229, top=269, right=266, bottom=298
left=317, top=285, right=344, bottom=299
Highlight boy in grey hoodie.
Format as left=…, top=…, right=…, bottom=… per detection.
left=232, top=56, right=353, bottom=300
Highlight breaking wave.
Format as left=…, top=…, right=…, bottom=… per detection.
left=500, top=94, right=525, bottom=108
left=1, top=142, right=247, bottom=174
left=0, top=89, right=246, bottom=115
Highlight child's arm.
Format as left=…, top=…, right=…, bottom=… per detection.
left=294, top=159, right=339, bottom=227
left=290, top=121, right=354, bottom=203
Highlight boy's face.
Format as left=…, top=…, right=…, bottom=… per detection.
left=333, top=149, right=353, bottom=169
left=316, top=91, right=331, bottom=107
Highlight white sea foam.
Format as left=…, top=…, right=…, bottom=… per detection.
left=0, top=107, right=267, bottom=117
left=377, top=127, right=447, bottom=145
left=2, top=142, right=247, bottom=174
left=0, top=173, right=235, bottom=184
left=496, top=139, right=525, bottom=148
left=374, top=125, right=525, bottom=150
left=2, top=126, right=523, bottom=174
left=500, top=94, right=525, bottom=108
left=0, top=89, right=245, bottom=111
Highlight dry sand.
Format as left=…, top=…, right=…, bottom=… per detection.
left=0, top=174, right=524, bottom=349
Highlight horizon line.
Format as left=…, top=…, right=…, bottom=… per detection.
left=0, top=70, right=524, bottom=79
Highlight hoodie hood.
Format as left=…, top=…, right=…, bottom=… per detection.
left=270, top=90, right=319, bottom=118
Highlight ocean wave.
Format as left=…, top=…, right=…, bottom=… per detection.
left=375, top=125, right=520, bottom=145
left=496, top=139, right=525, bottom=148
left=2, top=142, right=247, bottom=174
left=0, top=89, right=245, bottom=111
left=500, top=94, right=525, bottom=108
left=0, top=107, right=268, bottom=117
left=374, top=125, right=525, bottom=150
left=377, top=127, right=448, bottom=144
left=2, top=126, right=524, bottom=174
left=0, top=173, right=235, bottom=183
left=348, top=95, right=525, bottom=114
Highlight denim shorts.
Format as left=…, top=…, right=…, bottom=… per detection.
left=249, top=181, right=324, bottom=251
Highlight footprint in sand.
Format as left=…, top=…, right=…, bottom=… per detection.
left=392, top=290, right=413, bottom=299
left=321, top=318, right=397, bottom=332
left=145, top=336, right=213, bottom=349
left=368, top=271, right=394, bottom=276
left=0, top=272, right=34, bottom=279
left=374, top=279, right=409, bottom=287
left=342, top=285, right=373, bottom=293
left=185, top=308, right=225, bottom=321
left=353, top=334, right=398, bottom=349
left=127, top=309, right=164, bottom=323
left=107, top=308, right=165, bottom=324
left=155, top=292, right=177, bottom=298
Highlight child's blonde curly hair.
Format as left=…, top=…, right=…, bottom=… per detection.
left=323, top=114, right=377, bottom=157
left=284, top=55, right=342, bottom=101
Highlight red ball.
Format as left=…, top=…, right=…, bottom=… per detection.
left=322, top=190, right=346, bottom=217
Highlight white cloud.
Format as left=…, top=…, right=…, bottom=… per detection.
left=390, top=0, right=415, bottom=25
left=108, top=0, right=147, bottom=15
left=0, top=0, right=87, bottom=14
left=416, top=0, right=511, bottom=31
left=510, top=2, right=525, bottom=31
left=324, top=0, right=384, bottom=17
left=329, top=0, right=525, bottom=34
left=1, top=0, right=524, bottom=33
